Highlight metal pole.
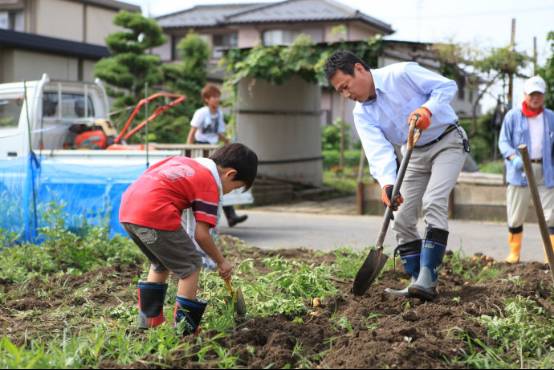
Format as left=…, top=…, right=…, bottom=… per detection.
left=145, top=82, right=150, bottom=168
left=519, top=145, right=554, bottom=283
left=356, top=149, right=366, bottom=215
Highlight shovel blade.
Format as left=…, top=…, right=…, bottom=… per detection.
left=352, top=249, right=388, bottom=296
left=234, top=288, right=247, bottom=317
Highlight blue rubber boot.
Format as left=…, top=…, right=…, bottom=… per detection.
left=408, top=228, right=448, bottom=301
left=174, top=296, right=208, bottom=336
left=137, top=282, right=168, bottom=329
left=385, top=240, right=421, bottom=298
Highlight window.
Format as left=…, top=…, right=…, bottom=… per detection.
left=0, top=96, right=23, bottom=128
left=212, top=33, right=237, bottom=58
left=43, top=92, right=95, bottom=120
left=262, top=29, right=300, bottom=46
left=0, top=10, right=24, bottom=31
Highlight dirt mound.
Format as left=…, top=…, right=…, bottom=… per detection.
left=206, top=255, right=552, bottom=369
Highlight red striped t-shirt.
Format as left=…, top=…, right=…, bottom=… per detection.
left=119, top=157, right=220, bottom=230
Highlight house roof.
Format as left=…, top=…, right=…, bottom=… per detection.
left=157, top=3, right=265, bottom=28
left=157, top=0, right=394, bottom=34
left=71, top=0, right=141, bottom=12
left=0, top=29, right=110, bottom=60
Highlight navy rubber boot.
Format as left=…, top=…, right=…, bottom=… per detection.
left=385, top=240, right=422, bottom=298
left=174, top=296, right=208, bottom=336
left=137, top=282, right=168, bottom=329
left=408, top=228, right=448, bottom=301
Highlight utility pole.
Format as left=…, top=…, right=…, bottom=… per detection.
left=533, top=36, right=538, bottom=75
left=508, top=18, right=516, bottom=108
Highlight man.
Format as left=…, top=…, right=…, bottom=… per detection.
left=325, top=51, right=469, bottom=301
left=498, top=75, right=554, bottom=263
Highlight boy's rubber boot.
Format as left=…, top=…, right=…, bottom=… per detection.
left=174, top=296, right=208, bottom=336
left=384, top=240, right=422, bottom=298
left=506, top=228, right=523, bottom=264
left=408, top=228, right=448, bottom=302
left=137, top=282, right=168, bottom=329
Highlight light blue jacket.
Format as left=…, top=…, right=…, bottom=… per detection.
left=498, top=107, right=554, bottom=188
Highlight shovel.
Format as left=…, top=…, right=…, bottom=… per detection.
left=518, top=145, right=554, bottom=284
left=224, top=278, right=247, bottom=317
left=352, top=117, right=421, bottom=296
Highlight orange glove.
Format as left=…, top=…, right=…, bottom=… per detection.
left=381, top=185, right=404, bottom=211
left=408, top=107, right=432, bottom=130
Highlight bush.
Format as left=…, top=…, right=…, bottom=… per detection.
left=323, top=150, right=361, bottom=168
left=322, top=120, right=350, bottom=151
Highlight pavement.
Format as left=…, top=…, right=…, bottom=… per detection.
left=220, top=199, right=545, bottom=262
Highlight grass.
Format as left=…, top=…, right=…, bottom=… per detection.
left=458, top=296, right=554, bottom=369
left=0, top=222, right=356, bottom=368
left=479, top=160, right=504, bottom=175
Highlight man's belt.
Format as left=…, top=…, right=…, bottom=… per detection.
left=530, top=159, right=543, bottom=164
left=414, top=124, right=458, bottom=149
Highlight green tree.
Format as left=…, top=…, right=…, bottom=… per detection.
left=538, top=31, right=554, bottom=109
left=94, top=11, right=166, bottom=133
left=157, top=32, right=211, bottom=143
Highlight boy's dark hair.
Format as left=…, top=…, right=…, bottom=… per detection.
left=201, top=83, right=221, bottom=102
left=210, top=143, right=258, bottom=191
left=324, top=50, right=369, bottom=82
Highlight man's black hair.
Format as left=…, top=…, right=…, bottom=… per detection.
left=324, top=50, right=370, bottom=82
left=210, top=143, right=258, bottom=191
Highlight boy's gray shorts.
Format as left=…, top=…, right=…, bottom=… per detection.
left=122, top=222, right=202, bottom=279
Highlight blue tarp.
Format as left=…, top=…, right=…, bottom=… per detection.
left=0, top=154, right=147, bottom=242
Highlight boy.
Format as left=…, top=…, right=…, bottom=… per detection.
left=325, top=51, right=469, bottom=301
left=119, top=143, right=258, bottom=335
left=187, top=83, right=248, bottom=227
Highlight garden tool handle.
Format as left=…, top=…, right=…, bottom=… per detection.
left=518, top=145, right=554, bottom=284
left=224, top=278, right=234, bottom=295
left=375, top=119, right=420, bottom=250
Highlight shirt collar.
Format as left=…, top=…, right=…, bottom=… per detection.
left=194, top=157, right=223, bottom=198
left=363, top=69, right=382, bottom=106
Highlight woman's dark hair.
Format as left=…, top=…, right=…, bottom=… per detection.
left=210, top=143, right=258, bottom=190
left=324, top=50, right=369, bottom=81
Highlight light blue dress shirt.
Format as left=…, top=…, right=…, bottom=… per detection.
left=353, top=62, right=459, bottom=187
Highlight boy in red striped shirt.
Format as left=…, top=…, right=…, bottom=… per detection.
left=119, top=144, right=258, bottom=335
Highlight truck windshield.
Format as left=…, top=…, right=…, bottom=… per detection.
left=43, top=92, right=95, bottom=119
left=0, top=96, right=23, bottom=128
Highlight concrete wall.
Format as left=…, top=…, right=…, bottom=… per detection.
left=361, top=173, right=538, bottom=223
left=35, top=0, right=83, bottom=42
left=1, top=49, right=79, bottom=82
left=236, top=76, right=323, bottom=186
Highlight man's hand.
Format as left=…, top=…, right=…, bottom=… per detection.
left=408, top=107, right=432, bottom=130
left=511, top=155, right=524, bottom=171
left=218, top=259, right=233, bottom=281
left=381, top=185, right=404, bottom=211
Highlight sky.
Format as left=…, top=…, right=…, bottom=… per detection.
left=122, top=0, right=554, bottom=109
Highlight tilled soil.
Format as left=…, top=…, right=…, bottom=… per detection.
left=1, top=237, right=553, bottom=369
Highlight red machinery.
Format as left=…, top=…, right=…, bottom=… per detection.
left=74, top=92, right=186, bottom=150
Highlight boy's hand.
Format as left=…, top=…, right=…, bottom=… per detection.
left=218, top=260, right=233, bottom=280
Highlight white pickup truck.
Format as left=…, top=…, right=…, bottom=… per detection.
left=0, top=74, right=252, bottom=239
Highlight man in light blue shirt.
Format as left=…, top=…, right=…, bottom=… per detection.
left=325, top=51, right=469, bottom=301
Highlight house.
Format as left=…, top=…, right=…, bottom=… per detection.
left=0, top=0, right=141, bottom=83
left=154, top=0, right=480, bottom=144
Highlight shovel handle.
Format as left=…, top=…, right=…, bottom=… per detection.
left=224, top=279, right=234, bottom=295
left=519, top=145, right=554, bottom=284
left=375, top=119, right=421, bottom=249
